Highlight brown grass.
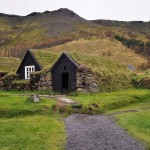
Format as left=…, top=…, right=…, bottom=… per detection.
left=45, top=38, right=147, bottom=70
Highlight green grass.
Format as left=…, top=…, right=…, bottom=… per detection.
left=71, top=52, right=132, bottom=91
left=0, top=91, right=66, bottom=149
left=0, top=115, right=65, bottom=150
left=70, top=89, right=150, bottom=112
left=0, top=90, right=58, bottom=95
left=0, top=57, right=20, bottom=73
left=116, top=111, right=150, bottom=150
left=0, top=89, right=149, bottom=149
left=31, top=50, right=59, bottom=69
left=0, top=94, right=56, bottom=117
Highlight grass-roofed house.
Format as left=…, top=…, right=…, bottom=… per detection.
left=14, top=49, right=132, bottom=93
left=16, top=49, right=80, bottom=93
left=16, top=49, right=82, bottom=92
left=16, top=49, right=58, bottom=91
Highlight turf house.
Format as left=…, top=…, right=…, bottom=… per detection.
left=1, top=49, right=133, bottom=93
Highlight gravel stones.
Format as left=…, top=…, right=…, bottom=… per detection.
left=64, top=114, right=145, bottom=150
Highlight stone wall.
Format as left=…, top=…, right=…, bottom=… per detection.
left=30, top=70, right=52, bottom=91
left=0, top=70, right=52, bottom=91
left=76, top=65, right=99, bottom=93
left=1, top=74, right=19, bottom=90
left=1, top=67, right=100, bottom=93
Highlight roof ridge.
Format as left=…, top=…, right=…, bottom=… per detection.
left=63, top=51, right=79, bottom=67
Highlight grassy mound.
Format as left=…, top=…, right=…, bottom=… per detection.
left=70, top=89, right=150, bottom=114
left=45, top=38, right=147, bottom=69
left=70, top=52, right=132, bottom=91
left=0, top=57, right=20, bottom=73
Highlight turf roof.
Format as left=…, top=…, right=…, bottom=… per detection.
left=30, top=49, right=132, bottom=76
left=30, top=49, right=132, bottom=91
left=0, top=57, right=21, bottom=73
left=30, top=49, right=59, bottom=69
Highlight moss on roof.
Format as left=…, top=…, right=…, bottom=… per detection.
left=30, top=49, right=132, bottom=91
left=70, top=52, right=132, bottom=91
left=0, top=57, right=21, bottom=73
left=30, top=50, right=59, bottom=69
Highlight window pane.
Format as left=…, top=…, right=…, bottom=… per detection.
left=25, top=66, right=35, bottom=79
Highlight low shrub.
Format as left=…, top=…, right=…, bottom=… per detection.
left=132, top=70, right=150, bottom=89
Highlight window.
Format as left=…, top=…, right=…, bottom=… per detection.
left=25, top=65, right=35, bottom=79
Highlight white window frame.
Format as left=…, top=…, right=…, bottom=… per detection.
left=25, top=65, right=35, bottom=80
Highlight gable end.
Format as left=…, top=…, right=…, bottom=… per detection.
left=51, top=52, right=79, bottom=73
left=16, top=49, right=42, bottom=73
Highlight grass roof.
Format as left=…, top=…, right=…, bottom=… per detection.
left=30, top=49, right=132, bottom=91
left=0, top=57, right=21, bottom=73
left=30, top=50, right=59, bottom=69
left=70, top=52, right=132, bottom=91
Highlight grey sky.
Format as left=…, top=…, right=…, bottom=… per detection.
left=0, top=0, right=150, bottom=21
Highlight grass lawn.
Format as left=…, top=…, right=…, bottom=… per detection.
left=70, top=88, right=150, bottom=112
left=0, top=91, right=66, bottom=150
left=0, top=115, right=65, bottom=150
left=0, top=89, right=149, bottom=149
left=0, top=92, right=56, bottom=117
left=115, top=111, right=150, bottom=150
left=0, top=90, right=57, bottom=96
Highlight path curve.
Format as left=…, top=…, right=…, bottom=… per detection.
left=64, top=114, right=145, bottom=150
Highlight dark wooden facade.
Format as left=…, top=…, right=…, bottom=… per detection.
left=16, top=50, right=42, bottom=79
left=51, top=52, right=79, bottom=93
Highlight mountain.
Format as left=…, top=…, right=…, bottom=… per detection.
left=91, top=19, right=150, bottom=36
left=0, top=8, right=149, bottom=70
left=0, top=8, right=97, bottom=57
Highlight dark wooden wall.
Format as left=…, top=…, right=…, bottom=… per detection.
left=51, top=55, right=78, bottom=93
left=17, top=52, right=41, bottom=79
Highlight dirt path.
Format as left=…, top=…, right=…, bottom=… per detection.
left=51, top=95, right=76, bottom=104
left=64, top=114, right=145, bottom=150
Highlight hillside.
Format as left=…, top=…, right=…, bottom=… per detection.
left=45, top=38, right=147, bottom=70
left=0, top=57, right=20, bottom=73
left=92, top=19, right=150, bottom=35
left=0, top=8, right=150, bottom=58
left=0, top=8, right=96, bottom=57
left=0, top=8, right=150, bottom=72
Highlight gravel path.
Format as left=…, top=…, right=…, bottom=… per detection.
left=64, top=114, right=145, bottom=150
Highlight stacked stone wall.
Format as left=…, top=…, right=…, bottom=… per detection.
left=30, top=70, right=52, bottom=91
left=76, top=65, right=99, bottom=93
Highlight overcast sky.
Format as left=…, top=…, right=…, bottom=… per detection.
left=0, top=0, right=150, bottom=21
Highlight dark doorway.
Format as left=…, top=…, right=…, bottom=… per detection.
left=62, top=72, right=69, bottom=93
left=51, top=52, right=79, bottom=93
